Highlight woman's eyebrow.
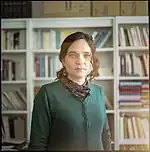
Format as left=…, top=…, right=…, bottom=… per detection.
left=68, top=51, right=91, bottom=53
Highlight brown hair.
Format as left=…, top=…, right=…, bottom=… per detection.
left=56, top=31, right=99, bottom=81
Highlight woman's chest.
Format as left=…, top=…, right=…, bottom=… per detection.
left=49, top=93, right=105, bottom=128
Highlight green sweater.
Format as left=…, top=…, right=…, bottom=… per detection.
left=28, top=80, right=112, bottom=151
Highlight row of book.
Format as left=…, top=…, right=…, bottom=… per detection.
left=2, top=115, right=27, bottom=151
left=1, top=1, right=31, bottom=19
left=2, top=87, right=26, bottom=110
left=119, top=52, right=149, bottom=77
left=34, top=55, right=62, bottom=78
left=119, top=25, right=149, bottom=47
left=2, top=139, right=28, bottom=151
left=119, top=81, right=149, bottom=108
left=120, top=115, right=149, bottom=140
left=34, top=53, right=149, bottom=79
left=33, top=29, right=112, bottom=49
left=2, top=53, right=148, bottom=81
left=2, top=116, right=26, bottom=141
left=91, top=30, right=112, bottom=48
left=1, top=30, right=26, bottom=50
left=34, top=29, right=72, bottom=50
left=1, top=25, right=149, bottom=50
left=34, top=55, right=113, bottom=78
left=1, top=59, right=26, bottom=81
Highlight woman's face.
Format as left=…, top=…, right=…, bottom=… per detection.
left=62, top=39, right=92, bottom=80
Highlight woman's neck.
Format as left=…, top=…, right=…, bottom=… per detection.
left=67, top=75, right=86, bottom=85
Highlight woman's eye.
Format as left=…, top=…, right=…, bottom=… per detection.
left=68, top=53, right=77, bottom=58
left=84, top=54, right=90, bottom=58
left=84, top=54, right=92, bottom=59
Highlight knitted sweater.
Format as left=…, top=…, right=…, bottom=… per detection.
left=28, top=80, right=112, bottom=151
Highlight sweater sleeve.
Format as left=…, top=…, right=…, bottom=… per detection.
left=101, top=89, right=112, bottom=150
left=28, top=86, right=51, bottom=151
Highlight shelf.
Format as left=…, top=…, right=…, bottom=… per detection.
left=96, top=48, right=114, bottom=52
left=33, top=48, right=114, bottom=54
left=119, top=139, right=149, bottom=145
left=33, top=49, right=60, bottom=54
left=1, top=49, right=27, bottom=53
left=1, top=19, right=27, bottom=29
left=31, top=17, right=114, bottom=28
left=116, top=16, right=149, bottom=24
left=119, top=46, right=149, bottom=51
left=119, top=77, right=149, bottom=80
left=34, top=77, right=114, bottom=81
left=106, top=110, right=114, bottom=114
left=95, top=76, right=114, bottom=80
left=2, top=110, right=27, bottom=115
left=2, top=80, right=27, bottom=84
left=119, top=108, right=149, bottom=113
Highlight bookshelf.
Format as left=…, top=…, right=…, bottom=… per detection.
left=1, top=16, right=149, bottom=150
left=1, top=19, right=29, bottom=143
left=115, top=16, right=149, bottom=150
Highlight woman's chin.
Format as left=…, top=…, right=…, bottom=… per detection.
left=74, top=73, right=87, bottom=78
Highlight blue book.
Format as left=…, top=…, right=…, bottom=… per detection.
left=98, top=30, right=112, bottom=48
left=56, top=31, right=60, bottom=49
left=119, top=81, right=143, bottom=86
left=96, top=31, right=106, bottom=48
left=39, top=56, right=45, bottom=77
left=37, top=30, right=42, bottom=49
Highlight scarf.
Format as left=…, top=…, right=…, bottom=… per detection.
left=59, top=76, right=90, bottom=101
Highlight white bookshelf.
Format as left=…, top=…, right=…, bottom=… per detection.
left=2, top=110, right=28, bottom=115
left=115, top=16, right=149, bottom=150
left=28, top=17, right=116, bottom=149
left=1, top=19, right=30, bottom=142
left=119, top=108, right=149, bottom=113
left=2, top=81, right=26, bottom=85
left=1, top=16, right=149, bottom=150
left=119, top=139, right=149, bottom=145
left=1, top=49, right=27, bottom=53
left=119, top=76, right=149, bottom=80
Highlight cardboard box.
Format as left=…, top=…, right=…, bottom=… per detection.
left=120, top=1, right=137, bottom=16
left=135, top=1, right=148, bottom=16
left=92, top=1, right=120, bottom=17
left=120, top=1, right=148, bottom=16
left=43, top=1, right=91, bottom=18
left=32, top=1, right=43, bottom=18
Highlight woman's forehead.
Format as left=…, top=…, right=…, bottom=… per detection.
left=68, top=39, right=91, bottom=53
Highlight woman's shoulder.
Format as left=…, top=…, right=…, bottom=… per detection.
left=89, top=82, right=103, bottom=93
left=89, top=82, right=105, bottom=106
left=41, top=80, right=60, bottom=91
left=43, top=80, right=60, bottom=88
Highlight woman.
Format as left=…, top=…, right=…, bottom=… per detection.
left=28, top=32, right=112, bottom=151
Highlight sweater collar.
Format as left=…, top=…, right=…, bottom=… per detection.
left=59, top=76, right=91, bottom=101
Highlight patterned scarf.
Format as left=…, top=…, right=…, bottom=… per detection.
left=59, top=76, right=90, bottom=101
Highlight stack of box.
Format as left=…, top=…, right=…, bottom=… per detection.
left=32, top=1, right=148, bottom=18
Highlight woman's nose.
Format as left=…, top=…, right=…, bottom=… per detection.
left=76, top=54, right=85, bottom=64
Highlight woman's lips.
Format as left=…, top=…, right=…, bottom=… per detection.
left=75, top=68, right=86, bottom=71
